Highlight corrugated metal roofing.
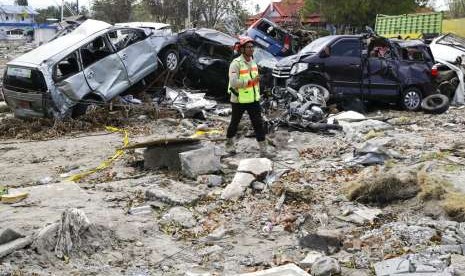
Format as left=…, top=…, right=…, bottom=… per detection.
left=0, top=5, right=39, bottom=15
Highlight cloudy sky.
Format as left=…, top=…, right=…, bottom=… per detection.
left=0, top=0, right=449, bottom=12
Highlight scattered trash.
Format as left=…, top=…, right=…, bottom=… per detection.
left=1, top=192, right=28, bottom=204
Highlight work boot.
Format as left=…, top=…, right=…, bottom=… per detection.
left=259, top=140, right=276, bottom=159
left=225, top=138, right=236, bottom=155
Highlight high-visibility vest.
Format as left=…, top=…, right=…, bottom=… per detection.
left=228, top=57, right=260, bottom=103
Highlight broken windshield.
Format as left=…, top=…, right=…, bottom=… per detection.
left=300, top=36, right=333, bottom=55
left=437, top=34, right=465, bottom=50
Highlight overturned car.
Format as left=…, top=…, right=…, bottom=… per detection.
left=2, top=19, right=170, bottom=118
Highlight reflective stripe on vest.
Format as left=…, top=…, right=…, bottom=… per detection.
left=228, top=57, right=260, bottom=103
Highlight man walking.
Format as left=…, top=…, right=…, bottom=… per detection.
left=225, top=37, right=274, bottom=158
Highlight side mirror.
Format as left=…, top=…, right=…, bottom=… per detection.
left=319, top=46, right=330, bottom=58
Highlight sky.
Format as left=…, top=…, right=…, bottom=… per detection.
left=0, top=0, right=449, bottom=13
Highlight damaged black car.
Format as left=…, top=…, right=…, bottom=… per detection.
left=176, top=28, right=279, bottom=100
left=273, top=35, right=437, bottom=111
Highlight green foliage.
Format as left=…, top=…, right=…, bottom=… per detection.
left=35, top=2, right=88, bottom=23
left=304, top=0, right=428, bottom=27
left=14, top=0, right=28, bottom=6
left=92, top=0, right=134, bottom=23
left=448, top=0, right=465, bottom=18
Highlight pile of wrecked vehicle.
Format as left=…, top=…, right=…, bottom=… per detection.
left=1, top=19, right=464, bottom=129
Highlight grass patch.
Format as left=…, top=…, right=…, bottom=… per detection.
left=442, top=193, right=465, bottom=222
left=344, top=168, right=419, bottom=205
left=420, top=151, right=450, bottom=162
left=364, top=130, right=385, bottom=140
left=417, top=171, right=451, bottom=201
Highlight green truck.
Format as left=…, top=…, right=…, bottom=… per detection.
left=375, top=12, right=443, bottom=39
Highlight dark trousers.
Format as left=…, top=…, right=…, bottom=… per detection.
left=226, top=102, right=266, bottom=142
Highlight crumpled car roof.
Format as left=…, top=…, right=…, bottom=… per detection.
left=191, top=28, right=238, bottom=46
left=10, top=19, right=112, bottom=66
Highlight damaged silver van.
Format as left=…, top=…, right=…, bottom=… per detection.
left=2, top=19, right=161, bottom=118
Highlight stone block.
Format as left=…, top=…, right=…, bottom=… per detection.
left=238, top=263, right=310, bottom=275
left=374, top=258, right=413, bottom=276
left=237, top=158, right=273, bottom=180
left=220, top=172, right=255, bottom=200
left=144, top=143, right=201, bottom=170
left=180, top=146, right=221, bottom=179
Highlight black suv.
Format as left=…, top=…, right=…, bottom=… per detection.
left=273, top=35, right=436, bottom=111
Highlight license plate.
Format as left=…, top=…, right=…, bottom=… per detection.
left=17, top=100, right=31, bottom=109
left=255, top=37, right=270, bottom=48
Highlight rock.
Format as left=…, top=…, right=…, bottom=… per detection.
left=185, top=268, right=212, bottom=276
left=146, top=180, right=206, bottom=205
left=128, top=205, right=152, bottom=215
left=252, top=181, right=266, bottom=191
left=340, top=119, right=393, bottom=141
left=285, top=182, right=313, bottom=202
left=0, top=228, right=24, bottom=245
left=180, top=146, right=221, bottom=179
left=237, top=158, right=273, bottom=180
left=220, top=172, right=255, bottom=200
left=450, top=254, right=465, bottom=275
left=197, top=175, right=223, bottom=187
left=55, top=208, right=91, bottom=259
left=238, top=263, right=310, bottom=275
left=0, top=236, right=33, bottom=259
left=373, top=257, right=413, bottom=276
left=299, top=230, right=342, bottom=254
left=299, top=251, right=324, bottom=268
left=198, top=245, right=223, bottom=256
left=164, top=206, right=196, bottom=228
left=339, top=205, right=382, bottom=225
left=207, top=225, right=226, bottom=241
left=311, top=256, right=341, bottom=276
left=144, top=142, right=201, bottom=170
left=0, top=101, right=10, bottom=113
left=32, top=223, right=59, bottom=255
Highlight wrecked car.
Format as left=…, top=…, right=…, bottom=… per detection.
left=430, top=33, right=465, bottom=63
left=247, top=18, right=297, bottom=57
left=2, top=19, right=164, bottom=118
left=273, top=35, right=436, bottom=111
left=177, top=28, right=278, bottom=99
left=115, top=22, right=179, bottom=71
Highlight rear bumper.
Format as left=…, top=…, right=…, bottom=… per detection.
left=3, top=88, right=49, bottom=118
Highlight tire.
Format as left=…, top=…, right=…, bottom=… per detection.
left=162, top=49, right=179, bottom=72
left=437, top=81, right=456, bottom=100
left=72, top=96, right=101, bottom=118
left=421, top=94, right=450, bottom=114
left=298, top=84, right=330, bottom=102
left=401, top=88, right=422, bottom=111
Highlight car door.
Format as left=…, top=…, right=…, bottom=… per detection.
left=364, top=45, right=400, bottom=101
left=53, top=51, right=92, bottom=102
left=108, top=28, right=157, bottom=84
left=324, top=38, right=363, bottom=97
left=80, top=35, right=130, bottom=101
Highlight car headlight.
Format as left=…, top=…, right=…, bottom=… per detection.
left=290, top=63, right=308, bottom=75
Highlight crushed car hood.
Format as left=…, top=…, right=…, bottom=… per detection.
left=430, top=33, right=465, bottom=63
left=275, top=54, right=300, bottom=67
left=10, top=19, right=112, bottom=67
left=192, top=28, right=238, bottom=46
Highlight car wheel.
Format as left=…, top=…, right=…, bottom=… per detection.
left=72, top=96, right=101, bottom=118
left=298, top=84, right=330, bottom=102
left=401, top=88, right=422, bottom=111
left=421, top=94, right=450, bottom=114
left=163, top=49, right=179, bottom=72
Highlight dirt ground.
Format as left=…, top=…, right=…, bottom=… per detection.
left=1, top=101, right=465, bottom=275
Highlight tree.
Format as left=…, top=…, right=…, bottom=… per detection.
left=304, top=0, right=428, bottom=28
left=92, top=0, right=134, bottom=23
left=35, top=2, right=88, bottom=23
left=14, top=0, right=28, bottom=6
left=448, top=0, right=465, bottom=18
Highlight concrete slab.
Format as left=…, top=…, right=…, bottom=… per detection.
left=238, top=263, right=310, bottom=275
